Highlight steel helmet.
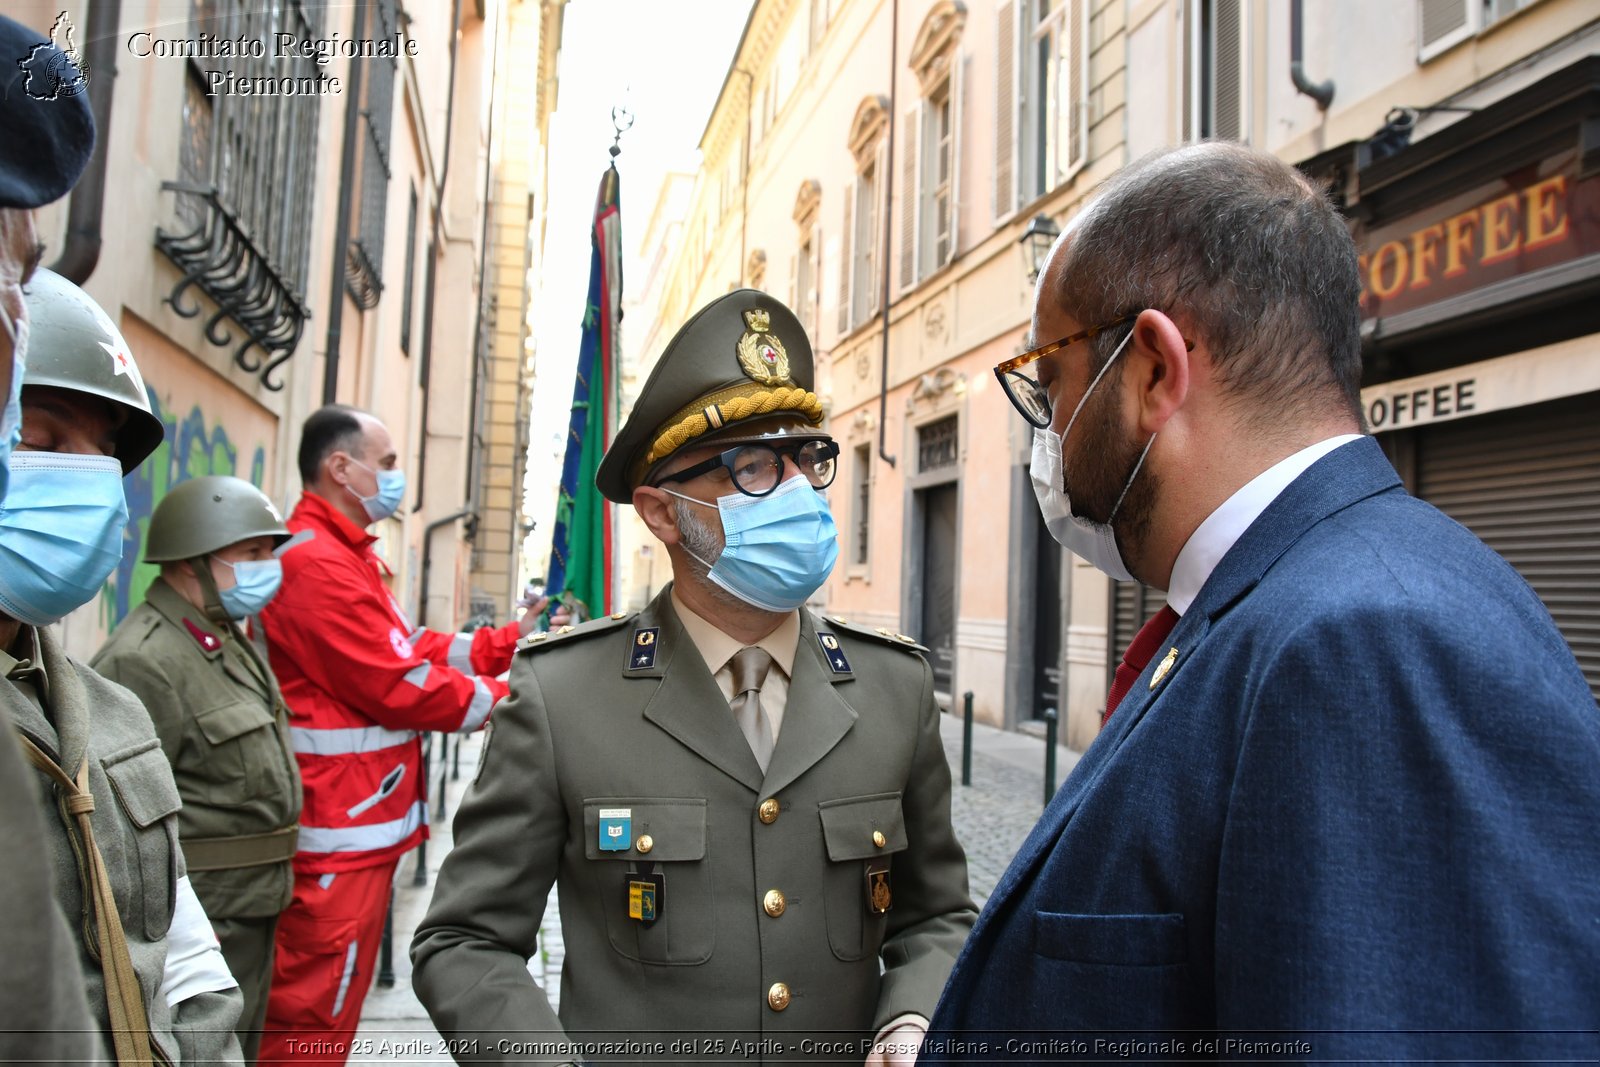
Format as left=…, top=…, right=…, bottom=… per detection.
left=145, top=476, right=290, bottom=562
left=21, top=268, right=164, bottom=471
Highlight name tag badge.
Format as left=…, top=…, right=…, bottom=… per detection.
left=598, top=808, right=632, bottom=852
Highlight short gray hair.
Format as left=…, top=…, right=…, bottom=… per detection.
left=1055, top=142, right=1362, bottom=421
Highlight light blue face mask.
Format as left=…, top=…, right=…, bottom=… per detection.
left=0, top=451, right=129, bottom=625
left=0, top=309, right=28, bottom=503
left=348, top=458, right=406, bottom=522
left=666, top=474, right=840, bottom=612
left=215, top=557, right=284, bottom=620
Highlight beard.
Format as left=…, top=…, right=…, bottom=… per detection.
left=1061, top=373, right=1157, bottom=571
left=673, top=499, right=747, bottom=610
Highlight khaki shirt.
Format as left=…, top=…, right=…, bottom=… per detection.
left=671, top=589, right=798, bottom=736
left=92, top=579, right=301, bottom=920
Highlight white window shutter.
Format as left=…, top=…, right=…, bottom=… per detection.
left=900, top=103, right=920, bottom=292
left=868, top=140, right=887, bottom=318
left=994, top=0, right=1018, bottom=223
left=1418, top=0, right=1478, bottom=61
left=945, top=51, right=963, bottom=268
left=1212, top=0, right=1245, bottom=142
left=810, top=222, right=824, bottom=338
left=838, top=180, right=854, bottom=335
left=1063, top=0, right=1088, bottom=178
left=788, top=253, right=798, bottom=309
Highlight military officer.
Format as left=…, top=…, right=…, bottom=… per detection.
left=93, top=475, right=302, bottom=1064
left=1, top=268, right=243, bottom=1064
left=413, top=290, right=976, bottom=1065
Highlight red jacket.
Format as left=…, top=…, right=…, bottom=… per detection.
left=260, top=492, right=518, bottom=873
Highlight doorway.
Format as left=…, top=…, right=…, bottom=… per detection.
left=918, top=482, right=959, bottom=694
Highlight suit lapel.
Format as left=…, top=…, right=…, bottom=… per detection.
left=636, top=593, right=766, bottom=793
left=980, top=438, right=1404, bottom=911
left=759, top=611, right=857, bottom=796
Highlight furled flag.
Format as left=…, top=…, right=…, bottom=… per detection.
left=546, top=164, right=622, bottom=619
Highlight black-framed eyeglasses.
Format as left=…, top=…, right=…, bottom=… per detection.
left=993, top=314, right=1195, bottom=428
left=655, top=438, right=840, bottom=497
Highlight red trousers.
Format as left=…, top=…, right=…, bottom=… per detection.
left=257, top=861, right=396, bottom=1065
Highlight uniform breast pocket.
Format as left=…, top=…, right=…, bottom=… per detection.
left=102, top=740, right=183, bottom=940
left=195, top=699, right=281, bottom=804
left=817, top=792, right=907, bottom=962
left=1033, top=911, right=1193, bottom=1028
left=582, top=798, right=712, bottom=966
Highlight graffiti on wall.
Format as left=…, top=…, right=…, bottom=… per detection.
left=101, top=389, right=268, bottom=628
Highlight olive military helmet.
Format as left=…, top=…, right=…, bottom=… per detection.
left=21, top=268, right=165, bottom=472
left=145, top=476, right=291, bottom=562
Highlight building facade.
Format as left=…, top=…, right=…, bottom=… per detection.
left=16, top=0, right=561, bottom=657
left=623, top=0, right=1600, bottom=744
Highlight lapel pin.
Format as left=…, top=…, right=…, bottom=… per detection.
left=1150, top=647, right=1179, bottom=689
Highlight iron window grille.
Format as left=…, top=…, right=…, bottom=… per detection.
left=346, top=0, right=399, bottom=309
left=156, top=0, right=322, bottom=391
left=918, top=415, right=959, bottom=473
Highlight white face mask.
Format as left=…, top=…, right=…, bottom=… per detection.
left=1027, top=328, right=1154, bottom=583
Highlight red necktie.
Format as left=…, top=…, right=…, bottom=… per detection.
left=1102, top=605, right=1180, bottom=726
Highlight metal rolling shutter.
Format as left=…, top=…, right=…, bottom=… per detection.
left=1110, top=581, right=1165, bottom=697
left=1414, top=394, right=1600, bottom=699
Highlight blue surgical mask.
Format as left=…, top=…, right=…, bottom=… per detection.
left=0, top=451, right=128, bottom=625
left=348, top=459, right=406, bottom=522
left=0, top=309, right=28, bottom=503
left=666, top=475, right=840, bottom=612
left=215, top=557, right=283, bottom=620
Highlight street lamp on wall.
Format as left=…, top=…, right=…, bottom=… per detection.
left=1019, top=213, right=1061, bottom=285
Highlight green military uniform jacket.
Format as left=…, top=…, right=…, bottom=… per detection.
left=413, top=585, right=976, bottom=1064
left=92, top=579, right=302, bottom=919
left=3, top=624, right=243, bottom=1064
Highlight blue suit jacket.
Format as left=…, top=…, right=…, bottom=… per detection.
left=926, top=438, right=1600, bottom=1060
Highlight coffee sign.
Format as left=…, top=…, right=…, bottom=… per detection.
left=1355, top=153, right=1600, bottom=319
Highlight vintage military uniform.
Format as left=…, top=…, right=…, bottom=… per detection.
left=93, top=577, right=301, bottom=1060
left=413, top=290, right=976, bottom=1063
left=3, top=625, right=244, bottom=1064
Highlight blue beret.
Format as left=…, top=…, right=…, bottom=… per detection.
left=0, top=14, right=96, bottom=210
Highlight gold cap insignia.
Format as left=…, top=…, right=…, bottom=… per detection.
left=737, top=308, right=790, bottom=385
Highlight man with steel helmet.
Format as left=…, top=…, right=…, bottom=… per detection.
left=93, top=475, right=302, bottom=1064
left=0, top=12, right=106, bottom=1061
left=0, top=268, right=244, bottom=1065
left=414, top=291, right=974, bottom=1065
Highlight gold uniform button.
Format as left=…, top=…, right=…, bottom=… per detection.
left=872, top=830, right=887, bottom=848
left=767, top=982, right=791, bottom=1011
left=636, top=834, right=654, bottom=854
left=758, top=798, right=780, bottom=824
left=763, top=889, right=786, bottom=917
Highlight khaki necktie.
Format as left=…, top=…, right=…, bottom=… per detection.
left=730, top=646, right=775, bottom=772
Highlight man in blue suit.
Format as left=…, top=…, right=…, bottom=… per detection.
left=927, top=142, right=1600, bottom=1060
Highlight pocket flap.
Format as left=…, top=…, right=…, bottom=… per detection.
left=196, top=700, right=275, bottom=745
left=582, top=798, right=706, bottom=861
left=1034, top=911, right=1187, bottom=966
left=103, top=741, right=183, bottom=830
left=818, top=792, right=906, bottom=861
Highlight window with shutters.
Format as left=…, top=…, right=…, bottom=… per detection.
left=1417, top=0, right=1541, bottom=62
left=839, top=96, right=889, bottom=336
left=852, top=443, right=873, bottom=566
left=904, top=2, right=967, bottom=291
left=346, top=0, right=400, bottom=309
left=994, top=0, right=1088, bottom=224
left=792, top=180, right=823, bottom=338
left=400, top=184, right=417, bottom=355
left=1181, top=0, right=1247, bottom=142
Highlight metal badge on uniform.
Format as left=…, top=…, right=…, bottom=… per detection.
left=627, top=627, right=660, bottom=670
left=1149, top=647, right=1179, bottom=690
left=598, top=808, right=632, bottom=851
left=815, top=631, right=851, bottom=674
left=626, top=864, right=664, bottom=926
left=865, top=859, right=892, bottom=915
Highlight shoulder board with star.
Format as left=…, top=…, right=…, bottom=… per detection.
left=817, top=614, right=929, bottom=654
left=516, top=611, right=636, bottom=654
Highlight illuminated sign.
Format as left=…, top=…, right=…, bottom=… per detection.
left=1355, top=152, right=1600, bottom=319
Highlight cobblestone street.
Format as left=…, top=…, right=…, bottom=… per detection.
left=355, top=711, right=1082, bottom=1056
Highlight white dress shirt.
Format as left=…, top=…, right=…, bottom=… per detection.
left=1165, top=434, right=1365, bottom=616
